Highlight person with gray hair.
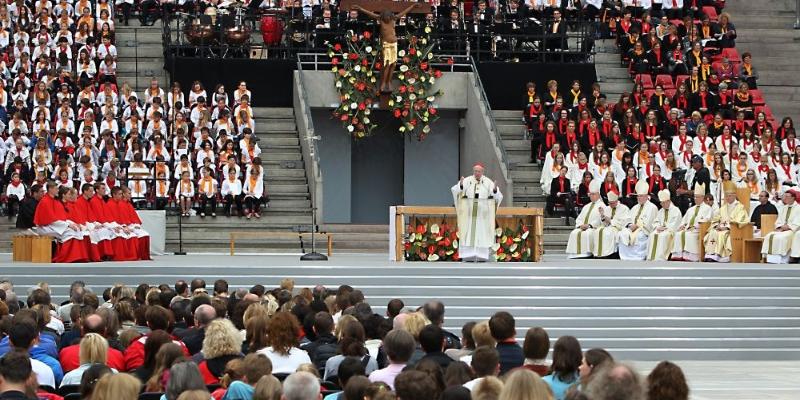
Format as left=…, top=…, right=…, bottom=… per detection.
left=166, top=362, right=207, bottom=400
left=58, top=285, right=86, bottom=323
left=181, top=304, right=217, bottom=355
left=583, top=362, right=644, bottom=400
left=281, top=371, right=321, bottom=400
left=423, top=300, right=461, bottom=350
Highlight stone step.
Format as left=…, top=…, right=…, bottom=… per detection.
left=261, top=153, right=303, bottom=162
left=256, top=120, right=297, bottom=132
left=118, top=47, right=164, bottom=59
left=491, top=110, right=522, bottom=119
left=253, top=107, right=294, bottom=119
left=117, top=61, right=165, bottom=75
left=115, top=31, right=162, bottom=44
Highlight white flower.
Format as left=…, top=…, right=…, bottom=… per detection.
left=427, top=53, right=433, bottom=59
left=420, top=77, right=426, bottom=82
left=342, top=52, right=348, bottom=59
left=365, top=46, right=372, bottom=53
left=399, top=126, right=406, bottom=132
left=428, top=254, right=440, bottom=261
left=430, top=224, right=440, bottom=234
left=452, top=240, right=458, bottom=249
left=399, top=65, right=409, bottom=72
left=409, top=94, right=416, bottom=100
left=335, top=81, right=342, bottom=88
left=429, top=77, right=435, bottom=84
left=424, top=26, right=431, bottom=34
left=350, top=102, right=358, bottom=109
left=331, top=66, right=338, bottom=72
left=421, top=38, right=428, bottom=45
left=408, top=78, right=416, bottom=84
left=398, top=50, right=406, bottom=57
left=422, top=125, right=431, bottom=133
left=491, top=243, right=501, bottom=251
left=388, top=100, right=395, bottom=107
left=396, top=96, right=403, bottom=102
left=495, top=227, right=503, bottom=236
left=347, top=125, right=354, bottom=132
left=427, top=96, right=435, bottom=102
left=522, top=231, right=530, bottom=239
left=365, top=109, right=371, bottom=115
left=354, top=65, right=361, bottom=72
left=364, top=117, right=370, bottom=124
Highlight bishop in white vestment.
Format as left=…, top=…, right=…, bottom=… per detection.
left=762, top=191, right=800, bottom=264
left=594, top=191, right=631, bottom=258
left=646, top=189, right=683, bottom=261
left=703, top=182, right=749, bottom=262
left=618, top=180, right=658, bottom=260
left=451, top=164, right=503, bottom=262
left=566, top=180, right=604, bottom=258
left=671, top=184, right=713, bottom=261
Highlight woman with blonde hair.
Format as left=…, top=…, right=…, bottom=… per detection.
left=401, top=312, right=430, bottom=341
left=472, top=376, right=504, bottom=400
left=197, top=319, right=244, bottom=384
left=60, top=333, right=114, bottom=386
left=499, top=369, right=554, bottom=400
left=253, top=375, right=282, bottom=400
left=92, top=373, right=141, bottom=400
left=460, top=321, right=496, bottom=365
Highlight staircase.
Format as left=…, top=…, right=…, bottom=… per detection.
left=115, top=21, right=169, bottom=92
left=726, top=0, right=800, bottom=124
left=594, top=39, right=631, bottom=104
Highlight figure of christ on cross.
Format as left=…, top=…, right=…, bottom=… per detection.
left=352, top=2, right=421, bottom=94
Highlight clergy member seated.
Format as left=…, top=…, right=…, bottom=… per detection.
left=617, top=180, right=658, bottom=261
left=750, top=191, right=778, bottom=234
left=451, top=163, right=503, bottom=262
left=593, top=192, right=631, bottom=259
left=566, top=180, right=603, bottom=259
left=646, top=189, right=683, bottom=261
left=671, top=184, right=713, bottom=261
left=703, top=182, right=748, bottom=262
left=762, top=191, right=800, bottom=264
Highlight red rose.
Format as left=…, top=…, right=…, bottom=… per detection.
left=352, top=117, right=359, bottom=124
left=407, top=225, right=414, bottom=233
left=399, top=85, right=407, bottom=93
left=375, top=62, right=382, bottom=70
left=429, top=107, right=437, bottom=115
left=349, top=53, right=359, bottom=60
left=410, top=119, right=417, bottom=126
left=434, top=70, right=442, bottom=78
left=404, top=242, right=411, bottom=250
left=447, top=58, right=454, bottom=65
left=334, top=43, right=342, bottom=51
left=428, top=245, right=435, bottom=255
left=332, top=57, right=339, bottom=65
left=506, top=237, right=513, bottom=246
left=444, top=238, right=451, bottom=246
left=402, top=110, right=409, bottom=117
left=497, top=247, right=504, bottom=254
left=409, top=48, right=416, bottom=56
left=363, top=31, right=371, bottom=39
left=393, top=109, right=402, bottom=118
left=340, top=115, right=348, bottom=121
left=358, top=103, right=366, bottom=110
left=438, top=250, right=446, bottom=257
left=416, top=224, right=426, bottom=234
left=362, top=59, right=368, bottom=66
left=420, top=62, right=428, bottom=70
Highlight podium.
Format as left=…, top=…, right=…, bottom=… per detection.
left=391, top=206, right=544, bottom=262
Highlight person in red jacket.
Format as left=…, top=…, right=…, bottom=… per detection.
left=121, top=186, right=151, bottom=260
left=89, top=182, right=116, bottom=259
left=59, top=314, right=125, bottom=372
left=105, top=186, right=140, bottom=261
left=124, top=306, right=189, bottom=371
left=39, top=185, right=90, bottom=263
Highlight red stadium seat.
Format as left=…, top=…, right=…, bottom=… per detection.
left=751, top=90, right=765, bottom=106
left=644, top=89, right=656, bottom=100
left=674, top=75, right=689, bottom=89
left=665, top=88, right=676, bottom=99
left=655, top=74, right=675, bottom=89
left=721, top=48, right=741, bottom=63
left=703, top=6, right=719, bottom=21
left=635, top=74, right=654, bottom=89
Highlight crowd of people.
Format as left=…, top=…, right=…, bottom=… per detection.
left=0, top=278, right=691, bottom=400
left=516, top=1, right=799, bottom=262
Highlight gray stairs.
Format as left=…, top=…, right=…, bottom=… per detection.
left=594, top=39, right=630, bottom=103
left=492, top=109, right=572, bottom=253
left=115, top=21, right=168, bottom=93
left=7, top=257, right=799, bottom=361
left=725, top=0, right=800, bottom=124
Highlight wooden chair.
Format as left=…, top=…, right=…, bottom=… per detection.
left=730, top=221, right=754, bottom=263
left=743, top=214, right=778, bottom=263
left=30, top=236, right=53, bottom=263
left=736, top=186, right=752, bottom=214
left=12, top=235, right=32, bottom=262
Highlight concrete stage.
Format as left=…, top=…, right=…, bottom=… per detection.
left=2, top=253, right=798, bottom=399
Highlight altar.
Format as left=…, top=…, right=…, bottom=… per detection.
left=389, top=206, right=544, bottom=262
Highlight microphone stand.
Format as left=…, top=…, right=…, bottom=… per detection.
left=300, top=206, right=327, bottom=261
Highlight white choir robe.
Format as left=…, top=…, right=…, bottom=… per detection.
left=762, top=203, right=800, bottom=263
left=671, top=203, right=713, bottom=261
left=646, top=205, right=683, bottom=261
left=594, top=203, right=631, bottom=257
left=617, top=201, right=658, bottom=260
left=451, top=176, right=503, bottom=262
left=565, top=199, right=605, bottom=258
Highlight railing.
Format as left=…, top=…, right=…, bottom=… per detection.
left=162, top=11, right=596, bottom=63
left=293, top=55, right=324, bottom=222
left=295, top=51, right=511, bottom=175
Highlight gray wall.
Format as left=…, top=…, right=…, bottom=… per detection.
left=404, top=110, right=460, bottom=206
left=315, top=110, right=352, bottom=224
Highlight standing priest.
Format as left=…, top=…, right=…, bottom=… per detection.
left=452, top=163, right=503, bottom=262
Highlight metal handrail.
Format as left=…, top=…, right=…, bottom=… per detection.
left=294, top=55, right=320, bottom=167
left=468, top=56, right=509, bottom=172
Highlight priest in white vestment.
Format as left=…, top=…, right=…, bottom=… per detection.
left=762, top=191, right=800, bottom=264
left=646, top=189, right=683, bottom=261
left=618, top=180, right=658, bottom=260
left=671, top=184, right=713, bottom=261
left=594, top=191, right=631, bottom=258
left=703, top=182, right=749, bottom=262
left=451, top=163, right=503, bottom=262
left=566, top=180, right=604, bottom=258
